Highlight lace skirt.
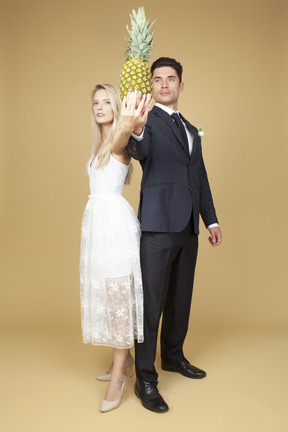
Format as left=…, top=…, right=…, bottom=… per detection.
left=80, top=194, right=144, bottom=348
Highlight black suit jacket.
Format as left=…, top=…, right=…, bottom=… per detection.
left=127, top=105, right=218, bottom=234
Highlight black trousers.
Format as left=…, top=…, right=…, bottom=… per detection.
left=135, top=220, right=199, bottom=383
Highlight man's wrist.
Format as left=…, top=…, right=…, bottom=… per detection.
left=132, top=127, right=145, bottom=141
left=207, top=223, right=219, bottom=229
left=133, top=127, right=143, bottom=136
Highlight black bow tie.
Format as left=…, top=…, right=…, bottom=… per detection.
left=171, top=113, right=189, bottom=154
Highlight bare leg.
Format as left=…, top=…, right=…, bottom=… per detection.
left=104, top=348, right=128, bottom=401
left=106, top=349, right=131, bottom=375
left=105, top=275, right=131, bottom=379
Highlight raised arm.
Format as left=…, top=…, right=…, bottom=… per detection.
left=110, top=91, right=152, bottom=161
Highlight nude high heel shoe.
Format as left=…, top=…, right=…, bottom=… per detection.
left=96, top=354, right=134, bottom=382
left=100, top=375, right=126, bottom=413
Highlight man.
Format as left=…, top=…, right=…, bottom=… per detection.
left=127, top=57, right=222, bottom=413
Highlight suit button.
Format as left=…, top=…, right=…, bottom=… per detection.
left=189, top=187, right=193, bottom=191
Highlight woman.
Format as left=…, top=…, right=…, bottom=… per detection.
left=80, top=84, right=151, bottom=412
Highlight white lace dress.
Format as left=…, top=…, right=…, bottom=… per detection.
left=80, top=155, right=143, bottom=348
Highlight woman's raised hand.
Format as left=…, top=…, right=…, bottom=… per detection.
left=121, top=91, right=153, bottom=136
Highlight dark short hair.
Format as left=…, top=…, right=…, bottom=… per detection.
left=150, top=57, right=183, bottom=83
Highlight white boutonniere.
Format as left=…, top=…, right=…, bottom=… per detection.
left=198, top=127, right=204, bottom=137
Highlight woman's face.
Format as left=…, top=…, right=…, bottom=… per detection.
left=92, top=89, right=114, bottom=125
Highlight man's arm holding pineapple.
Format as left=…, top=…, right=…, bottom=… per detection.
left=127, top=115, right=152, bottom=161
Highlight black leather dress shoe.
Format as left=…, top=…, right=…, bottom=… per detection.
left=161, top=358, right=206, bottom=379
left=134, top=377, right=169, bottom=413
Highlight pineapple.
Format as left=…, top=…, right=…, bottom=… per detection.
left=119, top=6, right=156, bottom=99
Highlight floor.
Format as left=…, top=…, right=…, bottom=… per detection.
left=1, top=328, right=287, bottom=432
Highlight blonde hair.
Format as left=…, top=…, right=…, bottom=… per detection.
left=88, top=84, right=132, bottom=183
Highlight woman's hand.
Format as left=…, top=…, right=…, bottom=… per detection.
left=110, top=91, right=153, bottom=157
left=121, top=91, right=153, bottom=136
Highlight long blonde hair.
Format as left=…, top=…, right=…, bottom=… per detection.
left=88, top=84, right=132, bottom=183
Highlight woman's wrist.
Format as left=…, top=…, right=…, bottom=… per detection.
left=120, top=126, right=134, bottom=135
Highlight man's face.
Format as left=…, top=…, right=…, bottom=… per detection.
left=151, top=66, right=184, bottom=109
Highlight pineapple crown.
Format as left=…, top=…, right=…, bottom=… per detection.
left=124, top=6, right=156, bottom=62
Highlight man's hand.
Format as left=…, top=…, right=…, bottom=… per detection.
left=208, top=226, right=222, bottom=247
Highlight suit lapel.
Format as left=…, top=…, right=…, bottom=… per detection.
left=152, top=106, right=189, bottom=158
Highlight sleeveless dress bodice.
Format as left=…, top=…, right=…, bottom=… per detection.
left=88, top=155, right=129, bottom=195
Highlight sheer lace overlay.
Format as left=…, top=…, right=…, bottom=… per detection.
left=80, top=156, right=143, bottom=348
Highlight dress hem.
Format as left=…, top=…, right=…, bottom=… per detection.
left=82, top=338, right=144, bottom=349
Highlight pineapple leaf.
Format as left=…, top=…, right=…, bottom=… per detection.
left=123, top=6, right=156, bottom=61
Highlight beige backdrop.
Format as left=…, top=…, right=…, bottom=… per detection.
left=1, top=0, right=288, bottom=430
left=1, top=0, right=287, bottom=332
